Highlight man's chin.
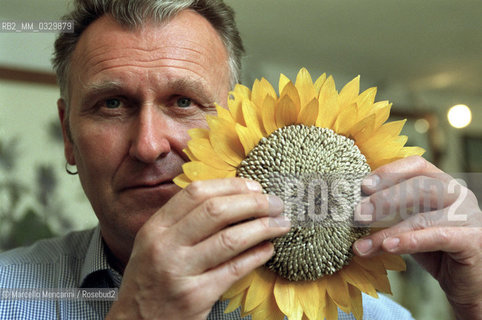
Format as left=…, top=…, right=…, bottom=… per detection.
left=98, top=205, right=161, bottom=251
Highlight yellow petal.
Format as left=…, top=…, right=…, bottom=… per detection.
left=229, top=84, right=251, bottom=125
left=280, top=81, right=301, bottom=115
left=222, top=272, right=255, bottom=299
left=372, top=101, right=392, bottom=129
left=334, top=102, right=358, bottom=136
left=261, top=95, right=278, bottom=135
left=351, top=114, right=377, bottom=143
left=297, top=98, right=319, bottom=126
left=316, top=76, right=339, bottom=128
left=233, top=83, right=251, bottom=99
left=361, top=135, right=408, bottom=165
left=339, top=75, right=360, bottom=109
left=379, top=254, right=406, bottom=271
left=188, top=128, right=209, bottom=139
left=295, top=281, right=320, bottom=320
left=252, top=77, right=277, bottom=108
left=273, top=277, right=303, bottom=320
left=242, top=99, right=264, bottom=140
left=295, top=68, right=317, bottom=109
left=325, top=294, right=339, bottom=320
left=173, top=173, right=191, bottom=188
left=326, top=272, right=350, bottom=311
left=348, top=284, right=363, bottom=320
left=314, top=73, right=327, bottom=94
left=316, top=278, right=327, bottom=318
left=183, top=148, right=199, bottom=162
left=356, top=87, right=377, bottom=119
left=352, top=256, right=387, bottom=275
left=374, top=119, right=407, bottom=139
left=279, top=73, right=291, bottom=94
left=224, top=292, right=244, bottom=313
left=215, top=103, right=234, bottom=123
left=318, top=75, right=337, bottom=98
left=228, top=95, right=245, bottom=126
left=316, top=95, right=339, bottom=129
left=276, top=95, right=299, bottom=128
left=250, top=294, right=285, bottom=320
left=399, top=146, right=425, bottom=157
left=362, top=268, right=392, bottom=294
left=340, top=263, right=378, bottom=298
left=207, top=116, right=244, bottom=166
left=318, top=75, right=337, bottom=102
left=188, top=138, right=233, bottom=170
left=349, top=113, right=376, bottom=139
left=236, top=124, right=258, bottom=156
left=250, top=79, right=263, bottom=107
left=183, top=161, right=232, bottom=181
left=245, top=268, right=276, bottom=312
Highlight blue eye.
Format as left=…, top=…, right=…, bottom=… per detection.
left=105, top=98, right=121, bottom=109
left=177, top=97, right=192, bottom=108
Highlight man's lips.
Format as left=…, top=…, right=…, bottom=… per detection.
left=119, top=179, right=176, bottom=192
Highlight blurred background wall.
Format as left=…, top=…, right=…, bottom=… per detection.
left=0, top=0, right=480, bottom=319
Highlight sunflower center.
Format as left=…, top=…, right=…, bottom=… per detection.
left=237, top=124, right=371, bottom=281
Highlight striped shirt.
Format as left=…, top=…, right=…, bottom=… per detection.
left=0, top=226, right=413, bottom=319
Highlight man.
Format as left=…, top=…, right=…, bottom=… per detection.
left=0, top=0, right=480, bottom=319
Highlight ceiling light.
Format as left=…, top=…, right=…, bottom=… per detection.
left=447, top=104, right=472, bottom=129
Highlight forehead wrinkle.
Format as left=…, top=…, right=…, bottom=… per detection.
left=83, top=44, right=205, bottom=65
left=79, top=44, right=115, bottom=69
left=163, top=39, right=222, bottom=58
left=78, top=30, right=216, bottom=65
left=91, top=63, right=206, bottom=86
left=84, top=47, right=211, bottom=80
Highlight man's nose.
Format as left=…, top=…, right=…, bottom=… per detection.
left=129, top=106, right=171, bottom=163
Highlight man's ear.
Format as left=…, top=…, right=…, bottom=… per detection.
left=57, top=98, right=75, bottom=165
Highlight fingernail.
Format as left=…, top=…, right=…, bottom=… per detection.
left=268, top=195, right=284, bottom=214
left=246, top=180, right=262, bottom=192
left=355, top=239, right=373, bottom=255
left=362, top=174, right=380, bottom=189
left=383, top=237, right=400, bottom=252
left=271, top=215, right=291, bottom=228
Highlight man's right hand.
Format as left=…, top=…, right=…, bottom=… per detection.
left=106, top=178, right=290, bottom=320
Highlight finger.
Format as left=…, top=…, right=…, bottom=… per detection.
left=354, top=176, right=461, bottom=224
left=151, top=178, right=262, bottom=227
left=191, top=215, right=290, bottom=272
left=378, top=227, right=481, bottom=258
left=172, top=193, right=286, bottom=245
left=353, top=204, right=480, bottom=257
left=196, top=241, right=275, bottom=300
left=361, top=156, right=454, bottom=195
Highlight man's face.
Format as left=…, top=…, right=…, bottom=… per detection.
left=59, top=11, right=230, bottom=251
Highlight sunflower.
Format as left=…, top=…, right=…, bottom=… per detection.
left=174, top=68, right=424, bottom=320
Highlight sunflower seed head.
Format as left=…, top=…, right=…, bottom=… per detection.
left=237, top=125, right=371, bottom=281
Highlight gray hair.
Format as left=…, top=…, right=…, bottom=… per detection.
left=52, top=0, right=244, bottom=105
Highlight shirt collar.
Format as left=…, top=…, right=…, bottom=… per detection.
left=79, top=225, right=122, bottom=288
